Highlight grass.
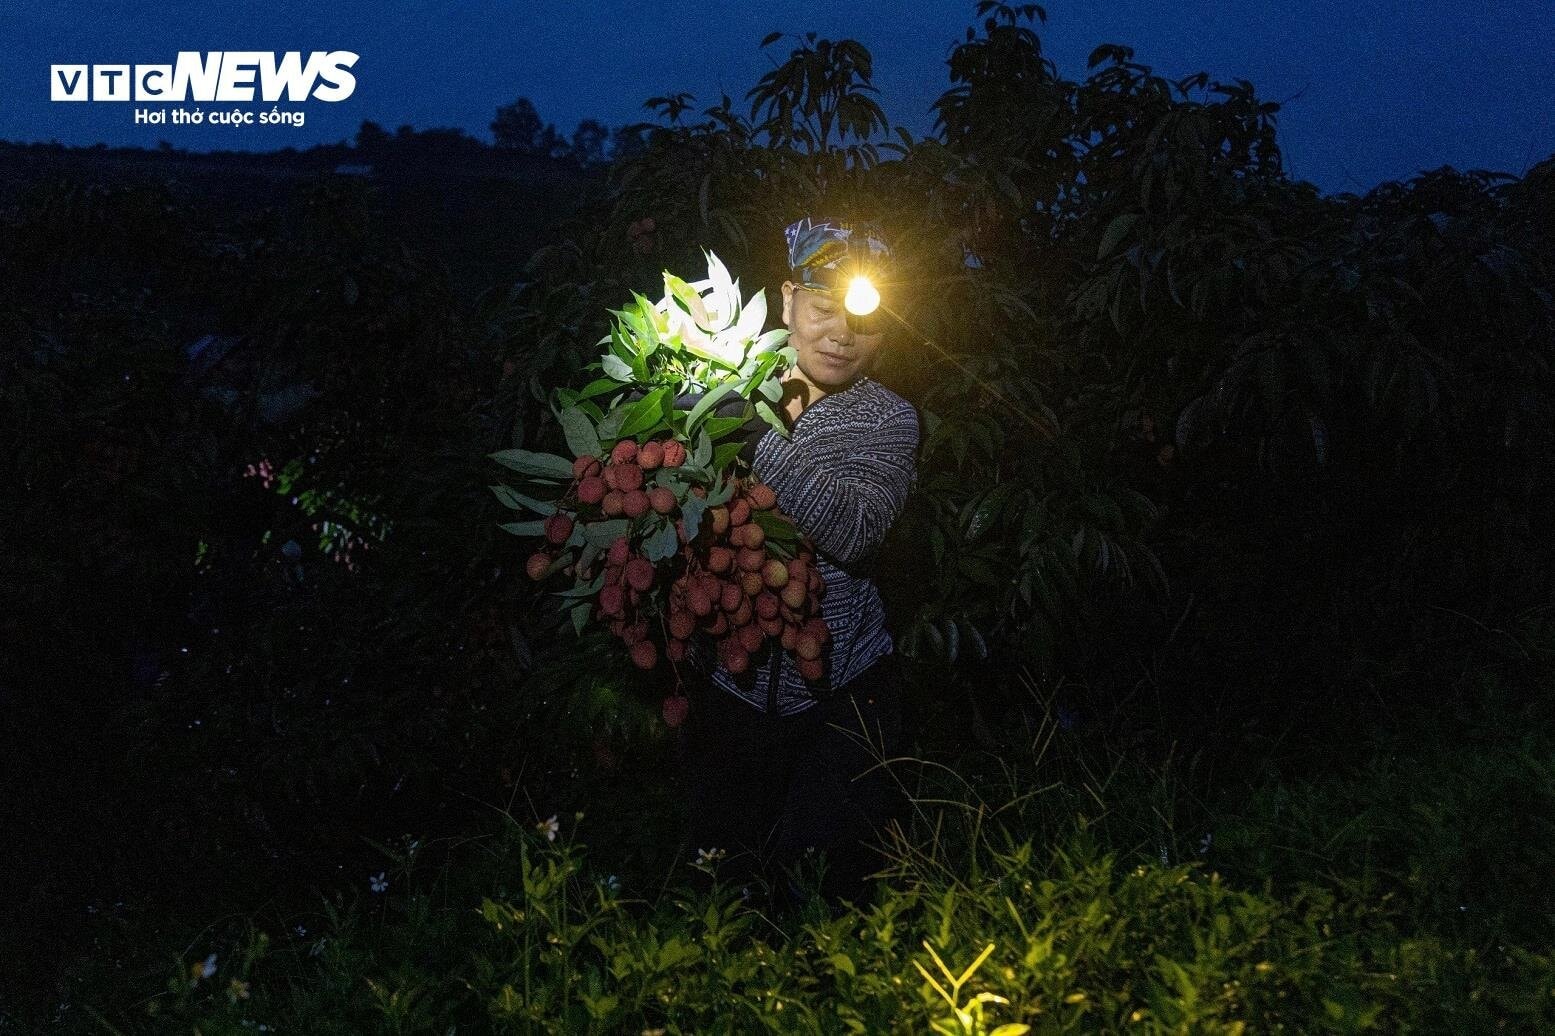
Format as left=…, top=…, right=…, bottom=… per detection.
left=55, top=677, right=1555, bottom=1034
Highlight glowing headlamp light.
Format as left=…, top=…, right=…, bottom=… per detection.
left=844, top=275, right=880, bottom=316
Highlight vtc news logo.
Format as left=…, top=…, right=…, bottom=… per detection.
left=50, top=51, right=359, bottom=102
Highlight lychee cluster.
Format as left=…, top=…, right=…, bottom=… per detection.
left=662, top=484, right=830, bottom=682
left=523, top=433, right=830, bottom=682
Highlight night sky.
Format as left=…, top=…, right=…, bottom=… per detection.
left=3, top=0, right=1551, bottom=196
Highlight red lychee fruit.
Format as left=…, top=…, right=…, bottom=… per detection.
left=706, top=612, right=728, bottom=636
left=743, top=523, right=765, bottom=549
left=759, top=616, right=784, bottom=637
left=755, top=592, right=780, bottom=620
left=621, top=619, right=649, bottom=645
left=665, top=638, right=688, bottom=662
left=573, top=455, right=601, bottom=480
left=709, top=506, right=730, bottom=536
left=761, top=558, right=788, bottom=588
left=598, top=584, right=625, bottom=617
left=661, top=693, right=689, bottom=727
left=669, top=610, right=696, bottom=639
left=802, top=618, right=830, bottom=644
left=602, top=491, right=625, bottom=517
left=719, top=639, right=750, bottom=674
left=688, top=586, right=714, bottom=617
left=737, top=547, right=765, bottom=572
left=748, top=483, right=777, bottom=510
left=607, top=536, right=631, bottom=566
left=738, top=623, right=764, bottom=654
left=719, top=580, right=742, bottom=613
left=729, top=498, right=751, bottom=526
left=610, top=439, right=638, bottom=465
left=629, top=639, right=657, bottom=669
left=731, top=599, right=753, bottom=627
left=625, top=556, right=654, bottom=592
left=637, top=440, right=663, bottom=470
left=621, top=489, right=650, bottom=518
left=649, top=487, right=676, bottom=514
left=660, top=440, right=687, bottom=467
left=795, top=633, right=822, bottom=661
left=798, top=658, right=824, bottom=682
left=613, top=463, right=644, bottom=492
left=526, top=551, right=551, bottom=581
left=739, top=571, right=765, bottom=597
left=707, top=546, right=734, bottom=573
left=544, top=513, right=574, bottom=545
left=781, top=582, right=807, bottom=609
left=781, top=625, right=799, bottom=651
left=577, top=476, right=606, bottom=504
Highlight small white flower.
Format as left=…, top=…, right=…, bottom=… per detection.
left=369, top=872, right=388, bottom=893
left=293, top=924, right=307, bottom=938
left=308, top=938, right=328, bottom=958
left=604, top=874, right=621, bottom=894
left=694, top=847, right=726, bottom=866
left=539, top=815, right=559, bottom=842
left=189, top=952, right=217, bottom=985
left=1198, top=832, right=1213, bottom=854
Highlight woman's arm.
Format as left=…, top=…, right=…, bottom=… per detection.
left=753, top=401, right=919, bottom=568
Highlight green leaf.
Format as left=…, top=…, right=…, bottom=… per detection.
left=596, top=407, right=626, bottom=440
left=705, top=475, right=736, bottom=506
left=686, top=382, right=738, bottom=433
left=574, top=377, right=620, bottom=401
left=1098, top=212, right=1143, bottom=260
left=499, top=520, right=546, bottom=537
left=965, top=485, right=1011, bottom=542
left=681, top=493, right=708, bottom=540
left=754, top=400, right=787, bottom=437
left=582, top=519, right=630, bottom=547
left=489, top=484, right=558, bottom=516
left=712, top=441, right=744, bottom=470
left=751, top=509, right=797, bottom=542
left=489, top=449, right=576, bottom=480
left=558, top=408, right=602, bottom=459
left=619, top=387, right=671, bottom=439
left=554, top=572, right=605, bottom=598
left=691, top=429, right=713, bottom=468
left=702, top=415, right=749, bottom=441
left=642, top=518, right=680, bottom=562
left=600, top=354, right=634, bottom=382
left=569, top=600, right=590, bottom=636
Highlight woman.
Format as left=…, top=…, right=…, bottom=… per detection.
left=680, top=216, right=920, bottom=908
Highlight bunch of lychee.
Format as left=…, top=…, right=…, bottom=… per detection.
left=662, top=483, right=830, bottom=682
left=523, top=434, right=830, bottom=681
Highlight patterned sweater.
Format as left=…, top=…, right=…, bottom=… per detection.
left=689, top=375, right=920, bottom=714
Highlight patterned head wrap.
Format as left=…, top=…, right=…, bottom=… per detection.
left=784, top=216, right=891, bottom=291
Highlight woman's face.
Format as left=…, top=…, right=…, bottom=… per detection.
left=780, top=280, right=885, bottom=391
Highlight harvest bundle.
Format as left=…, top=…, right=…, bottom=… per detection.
left=491, top=252, right=831, bottom=691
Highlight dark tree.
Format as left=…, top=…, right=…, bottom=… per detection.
left=570, top=119, right=609, bottom=165
left=609, top=123, right=650, bottom=161
left=491, top=97, right=543, bottom=151
left=354, top=120, right=391, bottom=154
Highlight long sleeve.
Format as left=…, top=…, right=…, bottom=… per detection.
left=753, top=399, right=919, bottom=568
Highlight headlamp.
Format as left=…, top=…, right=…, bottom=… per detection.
left=843, top=275, right=879, bottom=316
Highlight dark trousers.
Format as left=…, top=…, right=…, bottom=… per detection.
left=679, top=653, right=906, bottom=907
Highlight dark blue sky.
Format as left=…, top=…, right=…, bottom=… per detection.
left=5, top=0, right=1551, bottom=196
